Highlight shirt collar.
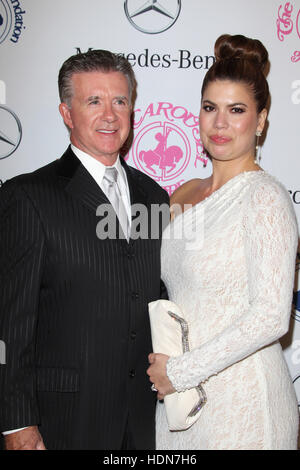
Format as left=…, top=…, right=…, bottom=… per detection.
left=71, top=144, right=125, bottom=188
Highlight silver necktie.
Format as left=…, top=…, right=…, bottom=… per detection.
left=103, top=167, right=129, bottom=241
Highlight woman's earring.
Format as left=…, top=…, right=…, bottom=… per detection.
left=201, top=148, right=208, bottom=168
left=254, top=131, right=262, bottom=165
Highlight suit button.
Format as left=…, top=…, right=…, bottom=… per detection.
left=131, top=292, right=139, bottom=300
left=127, top=252, right=134, bottom=259
left=130, top=331, right=137, bottom=340
left=129, top=369, right=136, bottom=378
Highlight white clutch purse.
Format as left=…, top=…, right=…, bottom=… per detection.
left=148, top=299, right=206, bottom=431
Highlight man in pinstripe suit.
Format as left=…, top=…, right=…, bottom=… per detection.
left=0, top=50, right=169, bottom=450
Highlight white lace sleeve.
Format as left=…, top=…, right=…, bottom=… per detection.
left=167, top=180, right=298, bottom=392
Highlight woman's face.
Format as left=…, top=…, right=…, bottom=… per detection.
left=199, top=80, right=267, bottom=164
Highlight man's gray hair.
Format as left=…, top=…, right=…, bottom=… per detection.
left=58, top=49, right=137, bottom=107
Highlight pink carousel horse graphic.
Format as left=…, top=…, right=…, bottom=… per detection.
left=139, top=128, right=183, bottom=175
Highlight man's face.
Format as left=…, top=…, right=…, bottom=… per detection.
left=59, top=70, right=131, bottom=165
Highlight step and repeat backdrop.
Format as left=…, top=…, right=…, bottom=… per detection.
left=1, top=0, right=300, bottom=426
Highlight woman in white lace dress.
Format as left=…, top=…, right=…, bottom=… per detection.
left=147, top=34, right=299, bottom=450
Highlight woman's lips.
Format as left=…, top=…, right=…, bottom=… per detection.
left=210, top=135, right=232, bottom=144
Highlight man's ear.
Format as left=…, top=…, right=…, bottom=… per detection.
left=59, top=102, right=73, bottom=129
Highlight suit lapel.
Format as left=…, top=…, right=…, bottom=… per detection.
left=57, top=146, right=109, bottom=214
left=121, top=159, right=151, bottom=244
left=121, top=158, right=148, bottom=209
left=56, top=148, right=151, bottom=243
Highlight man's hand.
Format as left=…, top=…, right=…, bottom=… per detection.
left=4, top=426, right=46, bottom=450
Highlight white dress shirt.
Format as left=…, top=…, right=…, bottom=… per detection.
left=71, top=145, right=132, bottom=226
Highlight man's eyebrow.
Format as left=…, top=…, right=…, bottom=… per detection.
left=87, top=95, right=100, bottom=102
left=86, top=95, right=129, bottom=102
left=114, top=95, right=129, bottom=101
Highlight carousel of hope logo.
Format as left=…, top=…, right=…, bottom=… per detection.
left=129, top=101, right=208, bottom=195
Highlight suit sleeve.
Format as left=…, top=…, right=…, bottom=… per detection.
left=0, top=180, right=46, bottom=431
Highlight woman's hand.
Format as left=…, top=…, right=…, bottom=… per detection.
left=147, top=353, right=176, bottom=400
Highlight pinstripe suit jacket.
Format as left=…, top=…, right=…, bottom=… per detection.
left=0, top=146, right=169, bottom=449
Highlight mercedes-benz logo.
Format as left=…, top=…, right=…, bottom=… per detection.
left=124, top=0, right=181, bottom=34
left=0, top=105, right=22, bottom=160
left=0, top=0, right=13, bottom=44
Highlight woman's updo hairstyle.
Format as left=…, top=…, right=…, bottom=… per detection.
left=201, top=34, right=270, bottom=113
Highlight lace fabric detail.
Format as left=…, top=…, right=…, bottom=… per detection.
left=157, top=171, right=299, bottom=450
